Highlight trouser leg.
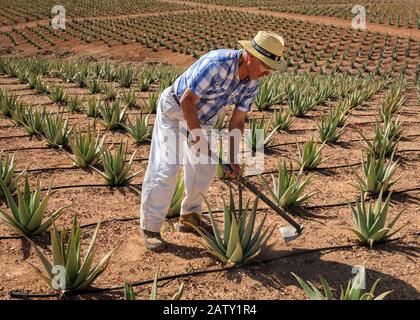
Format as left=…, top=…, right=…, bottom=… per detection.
left=180, top=130, right=217, bottom=216
left=140, top=98, right=181, bottom=233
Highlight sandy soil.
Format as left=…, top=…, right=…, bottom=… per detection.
left=0, top=68, right=418, bottom=300
left=0, top=1, right=419, bottom=301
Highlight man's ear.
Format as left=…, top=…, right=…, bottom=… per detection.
left=248, top=53, right=257, bottom=62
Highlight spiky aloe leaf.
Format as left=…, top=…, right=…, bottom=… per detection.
left=83, top=97, right=101, bottom=118
left=124, top=280, right=137, bottom=300
left=261, top=161, right=315, bottom=208
left=42, top=112, right=73, bottom=148
left=347, top=190, right=406, bottom=246
left=124, top=267, right=184, bottom=300
left=254, top=80, right=281, bottom=111
left=144, top=91, right=158, bottom=114
left=166, top=171, right=184, bottom=218
left=0, top=173, right=70, bottom=236
left=293, top=264, right=392, bottom=300
left=297, top=137, right=328, bottom=170
left=92, top=143, right=141, bottom=186
left=0, top=151, right=23, bottom=198
left=123, top=112, right=152, bottom=143
left=69, top=124, right=106, bottom=168
left=100, top=99, right=128, bottom=130
left=351, top=153, right=400, bottom=195
left=194, top=189, right=272, bottom=266
left=49, top=86, right=67, bottom=104
left=30, top=216, right=116, bottom=293
left=317, top=112, right=346, bottom=144
left=273, top=108, right=293, bottom=131
left=291, top=272, right=328, bottom=300
left=21, top=106, right=46, bottom=135
left=244, top=115, right=280, bottom=152
left=122, top=89, right=137, bottom=109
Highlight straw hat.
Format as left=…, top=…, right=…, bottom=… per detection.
left=239, top=31, right=287, bottom=72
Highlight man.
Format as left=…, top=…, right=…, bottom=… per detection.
left=140, top=31, right=286, bottom=251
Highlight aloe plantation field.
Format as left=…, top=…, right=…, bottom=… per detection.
left=0, top=0, right=419, bottom=300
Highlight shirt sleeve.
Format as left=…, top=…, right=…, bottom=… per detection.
left=235, top=82, right=259, bottom=113
left=186, top=60, right=219, bottom=98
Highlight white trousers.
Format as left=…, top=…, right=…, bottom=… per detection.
left=140, top=87, right=217, bottom=232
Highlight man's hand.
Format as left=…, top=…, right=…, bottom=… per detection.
left=225, top=163, right=241, bottom=178
left=188, top=128, right=211, bottom=158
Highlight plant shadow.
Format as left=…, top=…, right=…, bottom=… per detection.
left=222, top=241, right=420, bottom=299
left=20, top=232, right=52, bottom=260
left=390, top=190, right=420, bottom=206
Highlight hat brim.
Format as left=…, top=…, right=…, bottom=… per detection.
left=239, top=40, right=287, bottom=73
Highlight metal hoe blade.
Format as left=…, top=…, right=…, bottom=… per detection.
left=279, top=226, right=303, bottom=244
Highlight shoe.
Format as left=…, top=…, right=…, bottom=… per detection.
left=176, top=212, right=206, bottom=233
left=140, top=228, right=166, bottom=251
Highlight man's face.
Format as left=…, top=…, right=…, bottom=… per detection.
left=247, top=55, right=274, bottom=80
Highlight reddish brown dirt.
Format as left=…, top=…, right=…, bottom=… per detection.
left=0, top=1, right=419, bottom=300
left=168, top=0, right=420, bottom=41
left=0, top=69, right=419, bottom=300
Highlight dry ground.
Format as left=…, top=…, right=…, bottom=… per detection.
left=0, top=0, right=419, bottom=300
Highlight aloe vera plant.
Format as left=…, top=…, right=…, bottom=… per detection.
left=330, top=101, right=350, bottom=127
left=352, top=153, right=400, bottom=195
left=192, top=186, right=274, bottom=266
left=287, top=90, right=317, bottom=117
left=123, top=112, right=152, bottom=143
left=30, top=216, right=115, bottom=292
left=261, top=161, right=315, bottom=208
left=0, top=174, right=70, bottom=236
left=254, top=80, right=281, bottom=111
left=292, top=265, right=392, bottom=300
left=122, top=89, right=137, bottom=109
left=244, top=116, right=280, bottom=152
left=69, top=125, right=106, bottom=168
left=83, top=97, right=102, bottom=118
left=0, top=152, right=22, bottom=198
left=66, top=95, right=82, bottom=113
left=216, top=141, right=230, bottom=180
left=20, top=106, right=46, bottom=135
left=273, top=108, right=293, bottom=131
left=49, top=86, right=67, bottom=104
left=359, top=123, right=399, bottom=158
left=383, top=116, right=403, bottom=141
left=94, top=143, right=141, bottom=186
left=10, top=101, right=26, bottom=126
left=139, top=77, right=150, bottom=92
left=166, top=172, right=184, bottom=218
left=348, top=190, right=406, bottom=247
left=124, top=267, right=184, bottom=300
left=317, top=113, right=346, bottom=144
left=0, top=90, right=19, bottom=117
left=42, top=112, right=73, bottom=148
left=144, top=91, right=158, bottom=114
left=73, top=67, right=89, bottom=88
left=118, top=66, right=136, bottom=88
left=379, top=80, right=405, bottom=122
left=100, top=100, right=128, bottom=130
left=102, top=83, right=117, bottom=101
left=297, top=137, right=327, bottom=170
left=33, top=75, right=49, bottom=94
left=87, top=77, right=101, bottom=94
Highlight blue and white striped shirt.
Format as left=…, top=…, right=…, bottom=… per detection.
left=172, top=49, right=260, bottom=125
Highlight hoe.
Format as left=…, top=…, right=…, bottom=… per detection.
left=219, top=161, right=304, bottom=243
left=183, top=127, right=304, bottom=243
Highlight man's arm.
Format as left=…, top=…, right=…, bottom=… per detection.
left=179, top=88, right=201, bottom=132
left=227, top=108, right=247, bottom=176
